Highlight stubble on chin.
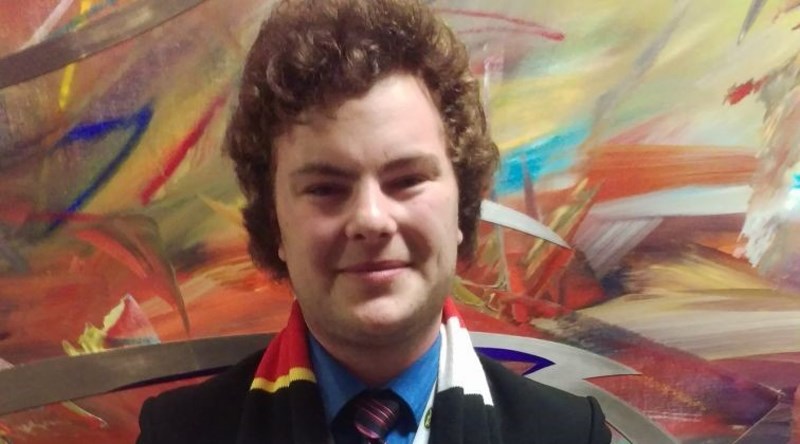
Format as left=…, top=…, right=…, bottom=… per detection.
left=333, top=295, right=443, bottom=350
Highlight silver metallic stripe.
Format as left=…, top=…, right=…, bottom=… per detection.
left=0, top=0, right=207, bottom=89
left=0, top=333, right=271, bottom=415
left=481, top=199, right=570, bottom=248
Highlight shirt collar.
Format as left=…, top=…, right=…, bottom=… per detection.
left=308, top=333, right=441, bottom=428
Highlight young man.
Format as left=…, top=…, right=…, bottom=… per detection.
left=137, top=0, right=611, bottom=443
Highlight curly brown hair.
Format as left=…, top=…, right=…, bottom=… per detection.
left=226, top=0, right=499, bottom=279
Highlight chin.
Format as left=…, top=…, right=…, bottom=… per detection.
left=349, top=295, right=402, bottom=318
left=360, top=297, right=439, bottom=333
left=355, top=301, right=411, bottom=326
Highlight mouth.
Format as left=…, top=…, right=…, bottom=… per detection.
left=339, top=260, right=410, bottom=274
left=337, top=260, right=410, bottom=285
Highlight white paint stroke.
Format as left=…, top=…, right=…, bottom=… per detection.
left=588, top=185, right=752, bottom=220
left=741, top=203, right=780, bottom=266
left=583, top=293, right=800, bottom=360
left=21, top=0, right=76, bottom=50
left=0, top=358, right=12, bottom=371
left=480, top=199, right=569, bottom=248
left=575, top=217, right=663, bottom=276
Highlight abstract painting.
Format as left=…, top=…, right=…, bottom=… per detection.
left=1, top=0, right=799, bottom=442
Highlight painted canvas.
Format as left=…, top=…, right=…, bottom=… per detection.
left=1, top=0, right=799, bottom=442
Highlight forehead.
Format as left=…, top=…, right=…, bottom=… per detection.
left=273, top=74, right=447, bottom=169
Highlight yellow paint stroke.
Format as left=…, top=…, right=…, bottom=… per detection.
left=451, top=277, right=486, bottom=306
left=251, top=367, right=316, bottom=393
left=198, top=193, right=244, bottom=227
left=58, top=0, right=93, bottom=110
left=59, top=64, right=77, bottom=109
left=60, top=401, right=109, bottom=428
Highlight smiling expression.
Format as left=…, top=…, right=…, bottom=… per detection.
left=273, top=73, right=462, bottom=349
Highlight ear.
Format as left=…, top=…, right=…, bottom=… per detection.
left=457, top=229, right=463, bottom=245
left=278, top=244, right=286, bottom=262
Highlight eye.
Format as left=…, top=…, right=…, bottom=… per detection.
left=389, top=174, right=427, bottom=190
left=303, top=183, right=348, bottom=197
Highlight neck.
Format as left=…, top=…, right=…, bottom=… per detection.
left=310, top=319, right=441, bottom=388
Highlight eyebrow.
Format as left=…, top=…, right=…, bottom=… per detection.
left=381, top=154, right=441, bottom=175
left=289, top=162, right=358, bottom=180
left=289, top=154, right=442, bottom=180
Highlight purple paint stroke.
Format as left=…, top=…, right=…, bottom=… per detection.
left=475, top=347, right=555, bottom=375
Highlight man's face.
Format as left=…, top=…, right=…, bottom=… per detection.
left=273, top=73, right=462, bottom=349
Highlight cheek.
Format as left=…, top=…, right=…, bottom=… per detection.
left=412, top=193, right=460, bottom=244
left=435, top=189, right=461, bottom=232
left=287, top=216, right=345, bottom=266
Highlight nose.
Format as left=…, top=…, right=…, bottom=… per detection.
left=344, top=180, right=397, bottom=242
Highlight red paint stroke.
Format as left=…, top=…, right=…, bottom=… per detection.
left=39, top=211, right=106, bottom=223
left=0, top=210, right=106, bottom=225
left=104, top=295, right=159, bottom=345
left=509, top=297, right=570, bottom=322
left=458, top=304, right=541, bottom=336
left=725, top=76, right=767, bottom=105
left=0, top=200, right=33, bottom=228
left=139, top=94, right=228, bottom=204
left=457, top=25, right=563, bottom=40
left=434, top=7, right=565, bottom=42
left=73, top=228, right=149, bottom=278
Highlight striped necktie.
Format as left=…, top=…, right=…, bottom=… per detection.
left=352, top=390, right=401, bottom=444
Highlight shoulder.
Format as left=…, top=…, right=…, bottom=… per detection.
left=479, top=354, right=611, bottom=444
left=136, top=350, right=263, bottom=444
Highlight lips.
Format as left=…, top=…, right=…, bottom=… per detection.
left=339, top=260, right=409, bottom=273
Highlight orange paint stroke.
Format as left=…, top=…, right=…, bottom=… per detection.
left=583, top=144, right=757, bottom=202
left=73, top=228, right=148, bottom=278
left=139, top=94, right=228, bottom=204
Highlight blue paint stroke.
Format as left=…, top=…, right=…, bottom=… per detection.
left=792, top=173, right=800, bottom=189
left=475, top=347, right=555, bottom=376
left=55, top=114, right=135, bottom=147
left=494, top=124, right=589, bottom=197
left=47, top=105, right=153, bottom=232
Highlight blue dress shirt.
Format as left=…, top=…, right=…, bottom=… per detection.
left=308, top=333, right=441, bottom=444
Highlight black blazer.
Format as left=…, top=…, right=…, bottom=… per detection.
left=138, top=350, right=611, bottom=443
